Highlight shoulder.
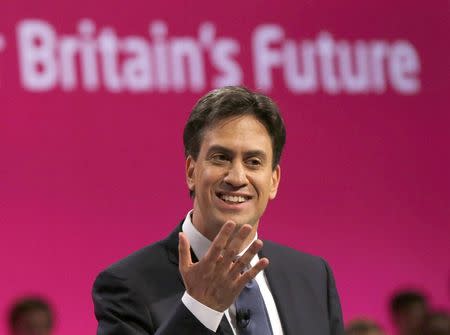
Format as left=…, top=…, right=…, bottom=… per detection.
left=95, top=229, right=179, bottom=290
left=261, top=240, right=331, bottom=277
left=102, top=224, right=181, bottom=277
left=262, top=239, right=323, bottom=262
left=109, top=240, right=170, bottom=273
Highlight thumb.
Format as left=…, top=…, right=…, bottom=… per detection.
left=178, top=232, right=192, bottom=273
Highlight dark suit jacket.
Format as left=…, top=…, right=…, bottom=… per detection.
left=92, top=224, right=344, bottom=335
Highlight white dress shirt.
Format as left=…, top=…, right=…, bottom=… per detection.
left=181, top=211, right=284, bottom=335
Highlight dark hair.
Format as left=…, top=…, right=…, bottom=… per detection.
left=390, top=290, right=428, bottom=314
left=183, top=86, right=286, bottom=169
left=345, top=318, right=384, bottom=335
left=8, top=296, right=54, bottom=331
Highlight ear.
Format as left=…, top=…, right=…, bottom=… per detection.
left=269, top=165, right=281, bottom=200
left=186, top=155, right=196, bottom=192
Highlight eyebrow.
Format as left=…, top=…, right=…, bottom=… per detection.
left=206, top=145, right=268, bottom=160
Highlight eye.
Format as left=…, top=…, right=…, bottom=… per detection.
left=246, top=158, right=262, bottom=167
left=211, top=153, right=229, bottom=163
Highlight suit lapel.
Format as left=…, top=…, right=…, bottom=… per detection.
left=164, top=223, right=234, bottom=335
left=260, top=245, right=296, bottom=335
left=165, top=222, right=200, bottom=265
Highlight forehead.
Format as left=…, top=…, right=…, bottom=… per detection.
left=200, top=115, right=273, bottom=151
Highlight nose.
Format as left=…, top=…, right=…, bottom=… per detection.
left=223, top=161, right=248, bottom=188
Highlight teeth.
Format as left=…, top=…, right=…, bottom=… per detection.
left=220, top=195, right=247, bottom=203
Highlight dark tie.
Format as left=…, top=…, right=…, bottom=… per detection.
left=218, top=315, right=234, bottom=335
left=235, top=278, right=273, bottom=335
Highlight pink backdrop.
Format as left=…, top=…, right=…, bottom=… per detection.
left=1, top=1, right=449, bottom=334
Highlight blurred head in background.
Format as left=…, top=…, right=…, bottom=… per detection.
left=390, top=289, right=428, bottom=335
left=8, top=296, right=54, bottom=335
left=345, top=318, right=385, bottom=335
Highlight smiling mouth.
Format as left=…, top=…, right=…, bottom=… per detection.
left=216, top=193, right=251, bottom=204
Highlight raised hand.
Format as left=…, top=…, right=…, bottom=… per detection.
left=178, top=221, right=269, bottom=312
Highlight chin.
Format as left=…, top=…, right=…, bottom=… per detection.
left=222, top=215, right=257, bottom=228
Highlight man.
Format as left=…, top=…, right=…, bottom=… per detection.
left=8, top=296, right=54, bottom=335
left=345, top=318, right=385, bottom=335
left=93, top=86, right=344, bottom=334
left=390, top=290, right=428, bottom=335
left=423, top=310, right=450, bottom=335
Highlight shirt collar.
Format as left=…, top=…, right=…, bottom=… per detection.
left=182, top=210, right=258, bottom=261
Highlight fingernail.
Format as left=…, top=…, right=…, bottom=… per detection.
left=225, top=221, right=235, bottom=229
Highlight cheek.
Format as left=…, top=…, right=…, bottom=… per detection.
left=261, top=173, right=276, bottom=193
left=198, top=167, right=222, bottom=185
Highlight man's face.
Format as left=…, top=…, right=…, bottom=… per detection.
left=12, top=310, right=52, bottom=335
left=186, top=115, right=280, bottom=241
left=395, top=303, right=427, bottom=335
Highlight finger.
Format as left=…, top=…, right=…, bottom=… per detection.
left=235, top=257, right=269, bottom=289
left=222, top=224, right=253, bottom=262
left=178, top=232, right=192, bottom=273
left=214, top=224, right=253, bottom=276
left=204, top=221, right=236, bottom=262
left=228, top=239, right=263, bottom=278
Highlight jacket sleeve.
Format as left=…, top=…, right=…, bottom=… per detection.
left=322, top=259, right=345, bottom=335
left=92, top=270, right=216, bottom=335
